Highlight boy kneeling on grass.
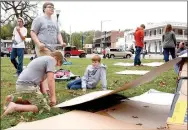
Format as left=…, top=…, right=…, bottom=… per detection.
left=2, top=51, right=63, bottom=117
left=67, top=55, right=107, bottom=91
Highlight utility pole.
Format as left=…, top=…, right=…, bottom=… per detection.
left=70, top=25, right=72, bottom=46
left=100, top=20, right=111, bottom=51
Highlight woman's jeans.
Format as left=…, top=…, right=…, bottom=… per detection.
left=163, top=48, right=176, bottom=62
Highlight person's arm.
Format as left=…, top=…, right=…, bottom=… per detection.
left=81, top=66, right=89, bottom=91
left=100, top=67, right=107, bottom=90
left=162, top=34, right=164, bottom=42
left=172, top=33, right=177, bottom=46
left=30, top=17, right=45, bottom=49
left=12, top=27, right=16, bottom=40
left=45, top=58, right=57, bottom=106
left=30, top=31, right=44, bottom=47
left=47, top=72, right=56, bottom=106
left=17, top=28, right=26, bottom=40
left=140, top=30, right=144, bottom=44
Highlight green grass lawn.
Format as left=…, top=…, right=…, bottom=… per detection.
left=1, top=57, right=177, bottom=129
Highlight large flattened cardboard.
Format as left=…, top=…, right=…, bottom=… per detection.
left=97, top=100, right=171, bottom=129
left=55, top=58, right=181, bottom=108
left=129, top=89, right=174, bottom=105
left=114, top=62, right=164, bottom=67
left=116, top=70, right=149, bottom=75
left=7, top=110, right=143, bottom=130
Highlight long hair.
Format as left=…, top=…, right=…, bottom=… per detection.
left=164, top=24, right=172, bottom=33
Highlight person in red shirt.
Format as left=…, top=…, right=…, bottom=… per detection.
left=134, top=24, right=145, bottom=66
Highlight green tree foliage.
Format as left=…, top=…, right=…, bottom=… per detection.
left=0, top=22, right=14, bottom=39
left=60, top=30, right=70, bottom=44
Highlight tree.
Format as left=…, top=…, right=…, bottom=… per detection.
left=61, top=30, right=70, bottom=44
left=1, top=1, right=39, bottom=25
left=83, top=30, right=94, bottom=44
left=71, top=32, right=82, bottom=48
left=0, top=22, right=14, bottom=39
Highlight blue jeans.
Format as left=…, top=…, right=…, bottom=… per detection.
left=10, top=48, right=24, bottom=75
left=163, top=48, right=176, bottom=62
left=134, top=46, right=142, bottom=66
left=67, top=78, right=82, bottom=90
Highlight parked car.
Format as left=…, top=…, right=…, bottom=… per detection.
left=1, top=42, right=11, bottom=57
left=63, top=46, right=86, bottom=58
left=106, top=48, right=132, bottom=59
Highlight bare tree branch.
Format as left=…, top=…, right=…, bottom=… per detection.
left=15, top=1, right=22, bottom=8
left=1, top=14, right=15, bottom=23
left=1, top=1, right=38, bottom=24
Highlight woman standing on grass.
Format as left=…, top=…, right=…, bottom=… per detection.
left=162, top=24, right=177, bottom=62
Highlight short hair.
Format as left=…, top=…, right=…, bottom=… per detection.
left=140, top=24, right=145, bottom=29
left=91, top=55, right=101, bottom=62
left=43, top=2, right=54, bottom=13
left=18, top=17, right=25, bottom=25
left=50, top=51, right=63, bottom=65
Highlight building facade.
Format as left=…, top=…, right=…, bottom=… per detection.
left=93, top=30, right=124, bottom=49
left=125, top=22, right=187, bottom=54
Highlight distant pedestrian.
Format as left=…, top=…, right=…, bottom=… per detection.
left=10, top=17, right=27, bottom=77
left=162, top=24, right=176, bottom=62
left=134, top=24, right=145, bottom=66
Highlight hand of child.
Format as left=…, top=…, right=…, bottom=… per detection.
left=39, top=43, right=45, bottom=51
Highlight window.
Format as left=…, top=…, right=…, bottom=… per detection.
left=178, top=29, right=183, bottom=35
left=159, top=29, right=162, bottom=34
left=154, top=30, right=157, bottom=35
left=110, top=49, right=118, bottom=52
left=72, top=47, right=77, bottom=50
left=64, top=47, right=71, bottom=51
left=149, top=31, right=152, bottom=36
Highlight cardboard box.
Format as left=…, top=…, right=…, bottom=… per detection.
left=167, top=60, right=187, bottom=130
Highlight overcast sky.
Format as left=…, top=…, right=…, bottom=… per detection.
left=51, top=1, right=187, bottom=33
left=3, top=1, right=187, bottom=33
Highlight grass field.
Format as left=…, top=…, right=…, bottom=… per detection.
left=1, top=57, right=177, bottom=129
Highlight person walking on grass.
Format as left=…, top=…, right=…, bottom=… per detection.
left=162, top=24, right=177, bottom=62
left=10, top=17, right=27, bottom=77
left=134, top=24, right=145, bottom=66
left=2, top=51, right=63, bottom=117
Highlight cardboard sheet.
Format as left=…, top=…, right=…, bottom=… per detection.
left=7, top=110, right=143, bottom=130
left=116, top=70, right=149, bottom=75
left=98, top=100, right=170, bottom=129
left=114, top=62, right=164, bottom=67
left=54, top=90, right=113, bottom=108
left=129, top=89, right=174, bottom=105
left=55, top=58, right=181, bottom=108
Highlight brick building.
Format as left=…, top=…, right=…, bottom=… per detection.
left=93, top=30, right=124, bottom=49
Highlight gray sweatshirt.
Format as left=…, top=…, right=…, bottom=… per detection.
left=162, top=31, right=176, bottom=48
left=81, top=64, right=107, bottom=90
